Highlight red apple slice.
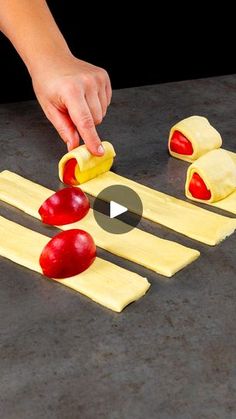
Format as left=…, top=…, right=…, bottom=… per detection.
left=40, top=229, right=96, bottom=278
left=39, top=187, right=90, bottom=225
left=170, top=130, right=193, bottom=155
left=189, top=173, right=211, bottom=200
left=63, top=158, right=78, bottom=185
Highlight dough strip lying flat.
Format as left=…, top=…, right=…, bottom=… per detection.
left=0, top=171, right=200, bottom=277
left=58, top=142, right=236, bottom=245
left=0, top=216, right=150, bottom=312
left=79, top=172, right=236, bottom=246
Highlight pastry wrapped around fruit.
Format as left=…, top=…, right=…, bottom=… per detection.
left=168, top=116, right=222, bottom=162
left=59, top=141, right=115, bottom=185
left=185, top=149, right=236, bottom=203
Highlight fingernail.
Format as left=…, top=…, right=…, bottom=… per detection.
left=97, top=144, right=104, bottom=155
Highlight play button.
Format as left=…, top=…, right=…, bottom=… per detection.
left=110, top=201, right=127, bottom=219
left=93, top=185, right=143, bottom=234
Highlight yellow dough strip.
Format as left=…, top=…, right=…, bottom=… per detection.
left=79, top=171, right=236, bottom=246
left=58, top=141, right=236, bottom=245
left=0, top=171, right=200, bottom=277
left=0, top=216, right=150, bottom=312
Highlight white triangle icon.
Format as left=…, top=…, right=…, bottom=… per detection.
left=110, top=201, right=128, bottom=219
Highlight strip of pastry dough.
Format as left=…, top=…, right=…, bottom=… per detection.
left=0, top=216, right=150, bottom=312
left=58, top=142, right=236, bottom=245
left=186, top=149, right=236, bottom=214
left=79, top=171, right=236, bottom=246
left=0, top=171, right=200, bottom=276
left=168, top=115, right=236, bottom=164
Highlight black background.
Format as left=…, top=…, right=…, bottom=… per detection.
left=0, top=2, right=235, bottom=103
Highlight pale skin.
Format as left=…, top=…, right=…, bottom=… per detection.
left=0, top=0, right=112, bottom=155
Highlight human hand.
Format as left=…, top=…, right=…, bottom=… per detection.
left=31, top=54, right=112, bottom=155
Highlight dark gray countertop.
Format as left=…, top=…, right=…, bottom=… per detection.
left=0, top=75, right=236, bottom=419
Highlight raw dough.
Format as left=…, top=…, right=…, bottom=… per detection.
left=168, top=115, right=236, bottom=165
left=79, top=171, right=236, bottom=246
left=0, top=215, right=150, bottom=312
left=58, top=142, right=236, bottom=245
left=186, top=149, right=236, bottom=214
left=0, top=171, right=200, bottom=276
left=168, top=116, right=222, bottom=162
left=59, top=141, right=115, bottom=184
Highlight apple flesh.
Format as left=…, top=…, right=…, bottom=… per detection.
left=40, top=229, right=96, bottom=279
left=170, top=130, right=193, bottom=155
left=39, top=187, right=90, bottom=225
left=63, top=158, right=78, bottom=185
left=189, top=173, right=211, bottom=200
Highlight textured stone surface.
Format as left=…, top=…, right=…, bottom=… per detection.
left=0, top=75, right=236, bottom=419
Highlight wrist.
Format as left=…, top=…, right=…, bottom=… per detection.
left=27, top=42, right=73, bottom=78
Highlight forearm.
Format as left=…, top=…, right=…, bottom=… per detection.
left=0, top=0, right=71, bottom=76
left=0, top=0, right=112, bottom=154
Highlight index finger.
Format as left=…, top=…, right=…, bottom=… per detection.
left=66, top=94, right=104, bottom=156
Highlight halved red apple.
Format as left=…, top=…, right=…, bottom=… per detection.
left=170, top=130, right=193, bottom=155
left=38, top=187, right=89, bottom=225
left=189, top=173, right=211, bottom=200
left=39, top=229, right=96, bottom=278
left=63, top=158, right=78, bottom=185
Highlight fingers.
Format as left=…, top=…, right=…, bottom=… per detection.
left=41, top=65, right=112, bottom=155
left=105, top=77, right=112, bottom=105
left=66, top=94, right=104, bottom=156
left=45, top=105, right=80, bottom=151
left=86, top=69, right=112, bottom=121
left=98, top=87, right=108, bottom=118
left=86, top=74, right=112, bottom=120
left=85, top=91, right=103, bottom=124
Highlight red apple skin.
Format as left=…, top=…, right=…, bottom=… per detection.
left=63, top=158, right=78, bottom=185
left=170, top=130, right=193, bottom=155
left=38, top=187, right=90, bottom=225
left=189, top=173, right=211, bottom=200
left=39, top=229, right=96, bottom=279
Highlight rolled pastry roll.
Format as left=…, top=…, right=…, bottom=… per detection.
left=59, top=141, right=115, bottom=185
left=185, top=149, right=236, bottom=203
left=168, top=116, right=222, bottom=162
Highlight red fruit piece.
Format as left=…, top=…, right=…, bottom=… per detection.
left=38, top=187, right=90, bottom=225
left=170, top=130, right=193, bottom=155
left=189, top=173, right=211, bottom=200
left=39, top=229, right=96, bottom=279
left=63, top=158, right=78, bottom=185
